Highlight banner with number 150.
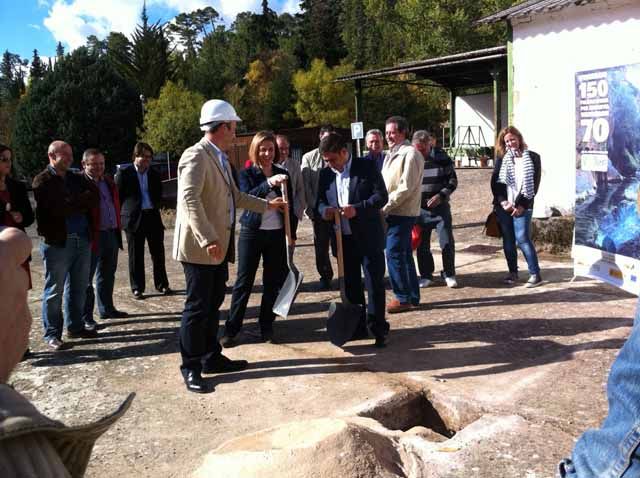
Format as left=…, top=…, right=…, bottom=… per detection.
left=574, top=62, right=640, bottom=294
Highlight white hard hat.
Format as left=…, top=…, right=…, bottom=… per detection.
left=199, top=99, right=242, bottom=131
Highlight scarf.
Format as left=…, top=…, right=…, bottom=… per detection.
left=498, top=149, right=535, bottom=200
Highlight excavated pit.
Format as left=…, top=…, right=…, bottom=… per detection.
left=356, top=389, right=472, bottom=440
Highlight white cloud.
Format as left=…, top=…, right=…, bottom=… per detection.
left=28, top=24, right=42, bottom=30
left=43, top=0, right=297, bottom=51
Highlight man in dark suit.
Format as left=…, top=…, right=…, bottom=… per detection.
left=115, top=142, right=170, bottom=299
left=316, top=132, right=390, bottom=347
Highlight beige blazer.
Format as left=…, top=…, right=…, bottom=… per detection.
left=381, top=140, right=424, bottom=217
left=173, top=138, right=267, bottom=265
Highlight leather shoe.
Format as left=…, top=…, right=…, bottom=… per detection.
left=319, top=278, right=332, bottom=291
left=202, top=355, right=248, bottom=374
left=133, top=290, right=144, bottom=300
left=101, top=309, right=129, bottom=319
left=221, top=334, right=237, bottom=348
left=261, top=329, right=274, bottom=344
left=158, top=286, right=172, bottom=295
left=46, top=338, right=69, bottom=351
left=67, top=328, right=98, bottom=339
left=386, top=299, right=412, bottom=314
left=184, top=371, right=212, bottom=394
left=374, top=336, right=386, bottom=348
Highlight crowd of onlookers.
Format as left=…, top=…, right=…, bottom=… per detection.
left=5, top=98, right=639, bottom=478
left=0, top=113, right=544, bottom=357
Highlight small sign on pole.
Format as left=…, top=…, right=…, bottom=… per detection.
left=351, top=122, right=364, bottom=140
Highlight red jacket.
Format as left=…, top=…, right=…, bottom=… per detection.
left=87, top=174, right=123, bottom=253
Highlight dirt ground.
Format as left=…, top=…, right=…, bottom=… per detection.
left=10, top=168, right=636, bottom=477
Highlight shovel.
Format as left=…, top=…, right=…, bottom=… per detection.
left=326, top=209, right=363, bottom=347
left=273, top=179, right=304, bottom=318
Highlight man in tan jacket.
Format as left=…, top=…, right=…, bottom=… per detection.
left=173, top=99, right=285, bottom=394
left=381, top=116, right=424, bottom=313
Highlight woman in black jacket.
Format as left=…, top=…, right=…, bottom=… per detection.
left=223, top=131, right=295, bottom=346
left=490, top=127, right=542, bottom=287
left=0, top=144, right=34, bottom=234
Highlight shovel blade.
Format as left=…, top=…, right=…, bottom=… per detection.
left=273, top=270, right=304, bottom=318
left=326, top=301, right=363, bottom=347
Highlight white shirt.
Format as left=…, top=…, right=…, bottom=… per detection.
left=208, top=140, right=235, bottom=224
left=507, top=157, right=525, bottom=205
left=327, top=157, right=352, bottom=235
left=260, top=190, right=283, bottom=230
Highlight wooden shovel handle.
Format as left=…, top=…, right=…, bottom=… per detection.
left=281, top=178, right=292, bottom=246
left=334, top=210, right=345, bottom=282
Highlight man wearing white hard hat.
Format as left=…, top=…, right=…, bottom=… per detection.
left=173, top=99, right=286, bottom=393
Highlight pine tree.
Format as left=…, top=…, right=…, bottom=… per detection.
left=56, top=41, right=64, bottom=58
left=30, top=49, right=45, bottom=82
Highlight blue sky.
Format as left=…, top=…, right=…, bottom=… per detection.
left=0, top=0, right=299, bottom=62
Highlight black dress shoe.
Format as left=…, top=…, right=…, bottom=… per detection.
left=184, top=371, right=213, bottom=394
left=133, top=290, right=144, bottom=300
left=319, top=278, right=332, bottom=291
left=158, top=286, right=172, bottom=295
left=374, top=336, right=386, bottom=348
left=261, top=329, right=274, bottom=344
left=67, top=328, right=99, bottom=339
left=202, top=355, right=249, bottom=374
left=101, top=310, right=129, bottom=319
left=220, top=334, right=237, bottom=348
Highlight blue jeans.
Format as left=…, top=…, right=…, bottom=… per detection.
left=82, top=230, right=120, bottom=324
left=495, top=207, right=540, bottom=275
left=417, top=204, right=456, bottom=279
left=41, top=234, right=91, bottom=340
left=559, top=296, right=640, bottom=478
left=385, top=215, right=420, bottom=305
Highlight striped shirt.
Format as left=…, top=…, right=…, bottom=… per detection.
left=421, top=147, right=457, bottom=208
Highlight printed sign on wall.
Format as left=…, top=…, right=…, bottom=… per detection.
left=574, top=62, right=640, bottom=294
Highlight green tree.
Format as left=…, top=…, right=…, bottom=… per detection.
left=141, top=81, right=204, bottom=157
left=299, top=0, right=346, bottom=67
left=12, top=47, right=142, bottom=177
left=86, top=35, right=107, bottom=57
left=114, top=4, right=174, bottom=99
left=30, top=49, right=46, bottom=82
left=55, top=41, right=65, bottom=59
left=0, top=50, right=27, bottom=100
left=292, top=59, right=354, bottom=126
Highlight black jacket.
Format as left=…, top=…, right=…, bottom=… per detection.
left=317, top=157, right=388, bottom=254
left=0, top=177, right=34, bottom=232
left=115, top=165, right=164, bottom=233
left=32, top=168, right=99, bottom=246
left=491, top=151, right=541, bottom=210
left=238, top=164, right=296, bottom=240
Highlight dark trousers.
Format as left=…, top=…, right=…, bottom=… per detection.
left=83, top=229, right=119, bottom=324
left=312, top=218, right=336, bottom=281
left=225, top=227, right=287, bottom=337
left=125, top=210, right=168, bottom=293
left=342, top=235, right=388, bottom=339
left=417, top=204, right=456, bottom=279
left=179, top=261, right=228, bottom=377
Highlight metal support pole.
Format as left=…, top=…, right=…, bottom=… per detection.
left=448, top=89, right=457, bottom=148
left=491, top=69, right=503, bottom=145
left=355, top=79, right=363, bottom=157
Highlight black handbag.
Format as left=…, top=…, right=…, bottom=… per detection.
left=484, top=210, right=502, bottom=238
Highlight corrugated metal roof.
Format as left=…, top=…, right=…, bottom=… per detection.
left=476, top=0, right=596, bottom=24
left=335, top=46, right=507, bottom=85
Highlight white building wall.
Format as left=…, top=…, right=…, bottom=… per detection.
left=511, top=0, right=640, bottom=217
left=454, top=93, right=508, bottom=147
